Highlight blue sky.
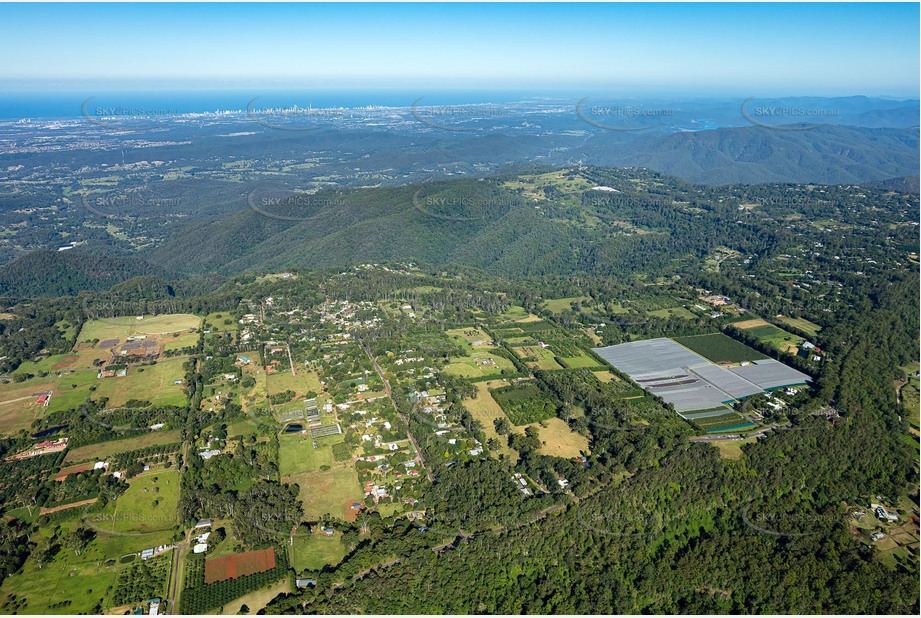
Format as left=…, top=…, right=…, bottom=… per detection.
left=1, top=2, right=918, bottom=96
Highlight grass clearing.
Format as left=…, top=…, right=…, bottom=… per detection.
left=707, top=438, right=755, bottom=460
left=514, top=345, right=563, bottom=370
left=542, top=297, right=592, bottom=314
left=775, top=315, right=821, bottom=338
left=516, top=417, right=588, bottom=458
left=464, top=381, right=517, bottom=461
left=290, top=533, right=347, bottom=573
left=92, top=357, right=188, bottom=407
left=213, top=575, right=293, bottom=615
left=286, top=465, right=363, bottom=521
left=647, top=306, right=696, bottom=319
left=93, top=469, right=180, bottom=536
left=278, top=429, right=344, bottom=477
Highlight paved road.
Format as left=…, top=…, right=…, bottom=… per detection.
left=362, top=342, right=434, bottom=482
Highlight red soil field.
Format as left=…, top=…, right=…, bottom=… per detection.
left=204, top=548, right=275, bottom=584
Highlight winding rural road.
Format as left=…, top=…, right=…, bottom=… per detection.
left=361, top=342, right=434, bottom=483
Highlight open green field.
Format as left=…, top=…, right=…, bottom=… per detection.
left=707, top=438, right=756, bottom=460
left=464, top=380, right=518, bottom=460
left=203, top=311, right=240, bottom=333
left=214, top=575, right=293, bottom=615
left=286, top=465, right=364, bottom=521
left=160, top=330, right=200, bottom=352
left=93, top=469, right=180, bottom=536
left=445, top=327, right=491, bottom=348
left=514, top=345, right=563, bottom=371
left=278, top=428, right=345, bottom=477
left=92, top=357, right=188, bottom=407
left=443, top=349, right=517, bottom=380
left=266, top=369, right=323, bottom=398
left=493, top=305, right=532, bottom=322
left=674, top=334, right=767, bottom=364
left=557, top=348, right=602, bottom=369
left=78, top=314, right=201, bottom=343
left=64, top=429, right=181, bottom=464
left=775, top=315, right=821, bottom=338
left=516, top=417, right=589, bottom=458
left=541, top=297, right=592, bottom=314
left=647, top=306, right=696, bottom=319
left=734, top=318, right=805, bottom=354
left=0, top=547, right=119, bottom=614
left=592, top=370, right=622, bottom=384
left=290, top=532, right=347, bottom=573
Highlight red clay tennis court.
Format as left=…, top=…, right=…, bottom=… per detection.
left=204, top=548, right=275, bottom=584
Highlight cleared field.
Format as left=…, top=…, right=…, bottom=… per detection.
left=517, top=417, right=589, bottom=458
left=215, top=575, right=293, bottom=615
left=64, top=429, right=182, bottom=464
left=205, top=548, right=275, bottom=584
left=542, top=297, right=591, bottom=314
left=286, top=465, right=364, bottom=521
left=445, top=327, right=491, bottom=347
left=674, top=333, right=767, bottom=364
left=443, top=349, right=517, bottom=380
left=902, top=377, right=919, bottom=429
left=0, top=548, right=119, bottom=614
left=647, top=307, right=696, bottom=319
left=707, top=438, right=755, bottom=460
left=78, top=314, right=200, bottom=343
left=776, top=315, right=821, bottom=338
left=514, top=345, right=563, bottom=371
left=93, top=469, right=180, bottom=536
left=266, top=369, right=323, bottom=398
left=464, top=380, right=517, bottom=460
left=203, top=312, right=240, bottom=334
left=592, top=370, right=621, bottom=384
left=735, top=320, right=804, bottom=354
left=278, top=429, right=344, bottom=476
left=558, top=349, right=602, bottom=369
left=290, top=532, right=347, bottom=573
left=92, top=357, right=187, bottom=407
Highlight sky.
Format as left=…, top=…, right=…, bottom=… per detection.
left=0, top=2, right=918, bottom=97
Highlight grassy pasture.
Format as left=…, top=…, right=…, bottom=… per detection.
left=289, top=533, right=347, bottom=573
left=592, top=370, right=621, bottom=384
left=707, top=438, right=755, bottom=460
left=92, top=470, right=180, bottom=536
left=266, top=369, right=323, bottom=398
left=541, top=297, right=592, bottom=314
left=464, top=380, right=517, bottom=460
left=91, top=358, right=187, bottom=407
left=647, top=306, right=696, bottom=319
left=278, top=429, right=345, bottom=477
left=516, top=417, right=589, bottom=458
left=287, top=465, right=363, bottom=521
left=443, top=349, right=517, bottom=380
left=514, top=345, right=563, bottom=370
left=735, top=319, right=805, bottom=354
left=775, top=315, right=821, bottom=338
left=78, top=314, right=200, bottom=343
